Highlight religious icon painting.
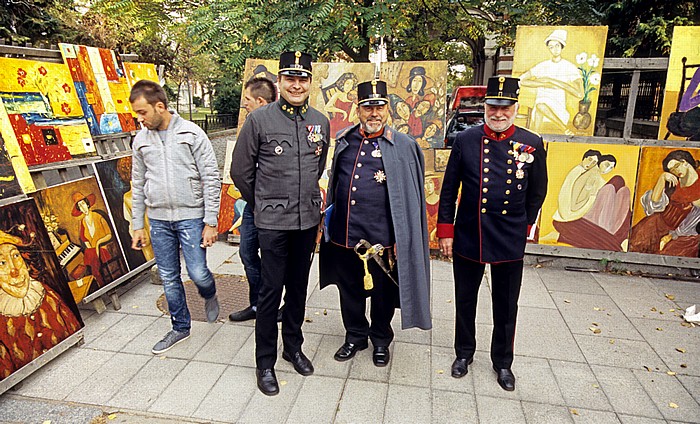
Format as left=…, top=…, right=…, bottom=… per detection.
left=29, top=177, right=128, bottom=303
left=658, top=26, right=700, bottom=141
left=310, top=62, right=375, bottom=139
left=628, top=146, right=700, bottom=257
left=538, top=141, right=639, bottom=252
left=93, top=156, right=150, bottom=270
left=380, top=61, right=448, bottom=148
left=0, top=57, right=96, bottom=166
left=511, top=25, right=608, bottom=137
left=0, top=198, right=83, bottom=385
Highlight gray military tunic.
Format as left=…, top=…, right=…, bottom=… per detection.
left=231, top=98, right=330, bottom=230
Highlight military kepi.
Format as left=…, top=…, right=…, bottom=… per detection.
left=357, top=80, right=388, bottom=106
left=485, top=76, right=520, bottom=106
left=278, top=51, right=313, bottom=77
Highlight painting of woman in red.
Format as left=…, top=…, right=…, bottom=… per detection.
left=323, top=72, right=358, bottom=137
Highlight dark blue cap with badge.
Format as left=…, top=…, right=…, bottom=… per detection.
left=485, top=76, right=520, bottom=106
left=357, top=80, right=388, bottom=106
left=278, top=51, right=313, bottom=78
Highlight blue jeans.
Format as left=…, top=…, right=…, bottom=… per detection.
left=150, top=218, right=216, bottom=332
left=239, top=203, right=261, bottom=307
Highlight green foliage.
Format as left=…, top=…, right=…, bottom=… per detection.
left=0, top=0, right=66, bottom=44
left=213, top=77, right=242, bottom=119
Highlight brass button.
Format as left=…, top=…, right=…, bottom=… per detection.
left=484, top=168, right=490, bottom=173
left=507, top=159, right=513, bottom=164
left=505, top=190, right=510, bottom=194
left=354, top=175, right=360, bottom=179
left=483, top=177, right=489, bottom=183
left=357, top=163, right=363, bottom=168
left=508, top=150, right=513, bottom=154
left=482, top=198, right=487, bottom=203
left=507, top=169, right=513, bottom=174
left=364, top=140, right=369, bottom=144
left=484, top=148, right=490, bottom=154
left=361, top=151, right=366, bottom=156
left=351, top=200, right=356, bottom=205
left=352, top=187, right=357, bottom=192
left=507, top=179, right=512, bottom=184
left=484, top=140, right=490, bottom=144
left=483, top=188, right=488, bottom=193
left=481, top=208, right=486, bottom=213
left=504, top=201, right=509, bottom=205
left=502, top=210, right=507, bottom=215
left=484, top=158, right=490, bottom=163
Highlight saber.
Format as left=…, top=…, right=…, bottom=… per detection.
left=354, top=239, right=398, bottom=289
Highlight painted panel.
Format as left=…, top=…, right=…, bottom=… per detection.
left=0, top=132, right=25, bottom=199
left=0, top=198, right=83, bottom=381
left=93, top=156, right=151, bottom=270
left=0, top=57, right=96, bottom=166
left=512, top=26, right=608, bottom=136
left=124, top=62, right=159, bottom=86
left=30, top=177, right=129, bottom=302
left=380, top=61, right=449, bottom=148
left=539, top=141, right=639, bottom=252
left=658, top=26, right=700, bottom=141
left=629, top=147, right=700, bottom=257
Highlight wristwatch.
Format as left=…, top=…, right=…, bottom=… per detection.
left=206, top=223, right=217, bottom=228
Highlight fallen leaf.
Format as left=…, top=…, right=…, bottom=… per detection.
left=676, top=348, right=686, bottom=353
left=323, top=309, right=328, bottom=315
left=564, top=299, right=571, bottom=304
left=681, top=322, right=693, bottom=328
left=592, top=384, right=599, bottom=388
left=280, top=380, right=288, bottom=386
left=592, top=322, right=599, bottom=326
left=667, top=371, right=677, bottom=376
left=651, top=307, right=658, bottom=312
left=437, top=369, right=444, bottom=374
left=446, top=299, right=452, bottom=303
left=304, top=318, right=313, bottom=323
left=593, top=307, right=601, bottom=311
left=669, top=402, right=679, bottom=409
left=656, top=327, right=663, bottom=331
left=659, top=311, right=665, bottom=315
left=665, top=294, right=676, bottom=301
left=132, top=305, right=138, bottom=309
left=643, top=366, right=652, bottom=372
left=589, top=327, right=601, bottom=334
left=680, top=364, right=688, bottom=368
left=535, top=264, right=542, bottom=268
left=314, top=312, right=319, bottom=315
left=669, top=309, right=675, bottom=312
left=570, top=409, right=579, bottom=415
left=42, top=421, right=51, bottom=424
left=609, top=339, right=615, bottom=344
left=108, top=414, right=117, bottom=420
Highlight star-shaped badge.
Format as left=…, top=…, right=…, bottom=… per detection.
left=374, top=170, right=387, bottom=184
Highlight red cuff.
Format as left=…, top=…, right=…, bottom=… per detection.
left=436, top=223, right=454, bottom=238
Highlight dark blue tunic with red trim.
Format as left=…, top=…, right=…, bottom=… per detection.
left=437, top=124, right=547, bottom=263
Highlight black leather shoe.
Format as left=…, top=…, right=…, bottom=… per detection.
left=229, top=306, right=256, bottom=322
left=493, top=367, right=516, bottom=391
left=451, top=357, right=474, bottom=378
left=256, top=368, right=279, bottom=396
left=282, top=351, right=314, bottom=376
left=373, top=346, right=390, bottom=367
left=334, top=342, right=368, bottom=362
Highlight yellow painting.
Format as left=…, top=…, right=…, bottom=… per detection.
left=539, top=141, right=639, bottom=252
left=512, top=26, right=608, bottom=137
left=0, top=57, right=95, bottom=166
left=658, top=26, right=700, bottom=141
left=124, top=62, right=159, bottom=86
left=380, top=61, right=448, bottom=148
left=628, top=147, right=700, bottom=257
left=0, top=103, right=34, bottom=193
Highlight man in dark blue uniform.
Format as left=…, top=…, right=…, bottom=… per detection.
left=231, top=51, right=330, bottom=396
left=437, top=76, right=548, bottom=391
left=320, top=80, right=431, bottom=368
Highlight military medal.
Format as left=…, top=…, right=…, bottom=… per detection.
left=315, top=145, right=322, bottom=156
left=516, top=169, right=524, bottom=179
left=307, top=124, right=322, bottom=143
left=374, top=170, right=387, bottom=183
left=274, top=145, right=283, bottom=155
left=371, top=140, right=382, bottom=157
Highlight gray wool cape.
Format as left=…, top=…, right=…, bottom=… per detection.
left=319, top=123, right=432, bottom=330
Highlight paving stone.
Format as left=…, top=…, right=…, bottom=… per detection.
left=516, top=307, right=585, bottom=362
left=630, top=316, right=700, bottom=376
left=154, top=320, right=220, bottom=360
left=192, top=323, right=254, bottom=364
left=120, top=316, right=172, bottom=355
left=574, top=334, right=665, bottom=370
left=305, top=283, right=340, bottom=309
left=347, top=346, right=391, bottom=383
left=591, top=364, right=663, bottom=419
left=519, top=268, right=557, bottom=309
left=276, top=332, right=322, bottom=376
left=431, top=345, right=474, bottom=394
left=591, top=273, right=680, bottom=322
left=0, top=397, right=103, bottom=424
left=537, top=268, right=605, bottom=295
left=475, top=394, right=526, bottom=424
left=512, top=356, right=565, bottom=405
left=388, top=342, right=431, bottom=387
left=192, top=365, right=256, bottom=423
left=229, top=327, right=260, bottom=367
left=81, top=310, right=126, bottom=345
left=114, top=280, right=168, bottom=317
left=309, top=334, right=352, bottom=379
left=648, top=278, right=700, bottom=305
left=392, top=316, right=431, bottom=345
left=335, top=379, right=388, bottom=424
left=237, top=370, right=303, bottom=424
left=677, top=374, right=700, bottom=404
left=148, top=361, right=226, bottom=416
left=13, top=348, right=115, bottom=400
left=618, top=416, right=669, bottom=424
left=65, top=352, right=150, bottom=405
left=469, top=351, right=520, bottom=401
left=521, top=402, right=574, bottom=424
left=549, top=360, right=612, bottom=411
left=384, top=384, right=431, bottom=423
left=633, top=369, right=700, bottom=423
left=285, top=375, right=345, bottom=424
left=570, top=407, right=621, bottom=423
left=85, top=314, right=159, bottom=351
left=107, top=356, right=188, bottom=411
left=301, top=306, right=346, bottom=337
left=551, top=291, right=643, bottom=340
left=431, top=389, right=478, bottom=424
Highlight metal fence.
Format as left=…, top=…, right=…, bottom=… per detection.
left=191, top=114, right=237, bottom=133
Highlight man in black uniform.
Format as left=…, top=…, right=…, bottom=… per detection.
left=437, top=76, right=547, bottom=391
left=231, top=51, right=330, bottom=396
left=320, top=80, right=431, bottom=368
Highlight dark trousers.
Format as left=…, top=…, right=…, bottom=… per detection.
left=327, top=243, right=398, bottom=348
left=453, top=255, right=523, bottom=369
left=255, top=227, right=317, bottom=369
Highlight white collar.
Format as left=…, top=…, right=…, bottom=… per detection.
left=0, top=279, right=45, bottom=317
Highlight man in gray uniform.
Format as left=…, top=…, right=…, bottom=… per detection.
left=231, top=51, right=330, bottom=396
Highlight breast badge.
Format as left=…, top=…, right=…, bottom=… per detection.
left=307, top=125, right=323, bottom=143
left=274, top=145, right=283, bottom=155
left=374, top=170, right=387, bottom=184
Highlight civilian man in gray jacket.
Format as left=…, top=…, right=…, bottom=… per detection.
left=231, top=51, right=330, bottom=396
left=129, top=80, right=221, bottom=355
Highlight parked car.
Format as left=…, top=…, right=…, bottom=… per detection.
left=444, top=111, right=485, bottom=147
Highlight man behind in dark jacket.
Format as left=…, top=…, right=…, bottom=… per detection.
left=437, top=76, right=548, bottom=391
left=319, top=80, right=431, bottom=369
left=230, top=51, right=330, bottom=396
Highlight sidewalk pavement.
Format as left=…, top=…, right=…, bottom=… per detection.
left=1, top=241, right=699, bottom=424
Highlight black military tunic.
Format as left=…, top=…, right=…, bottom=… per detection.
left=437, top=123, right=547, bottom=262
